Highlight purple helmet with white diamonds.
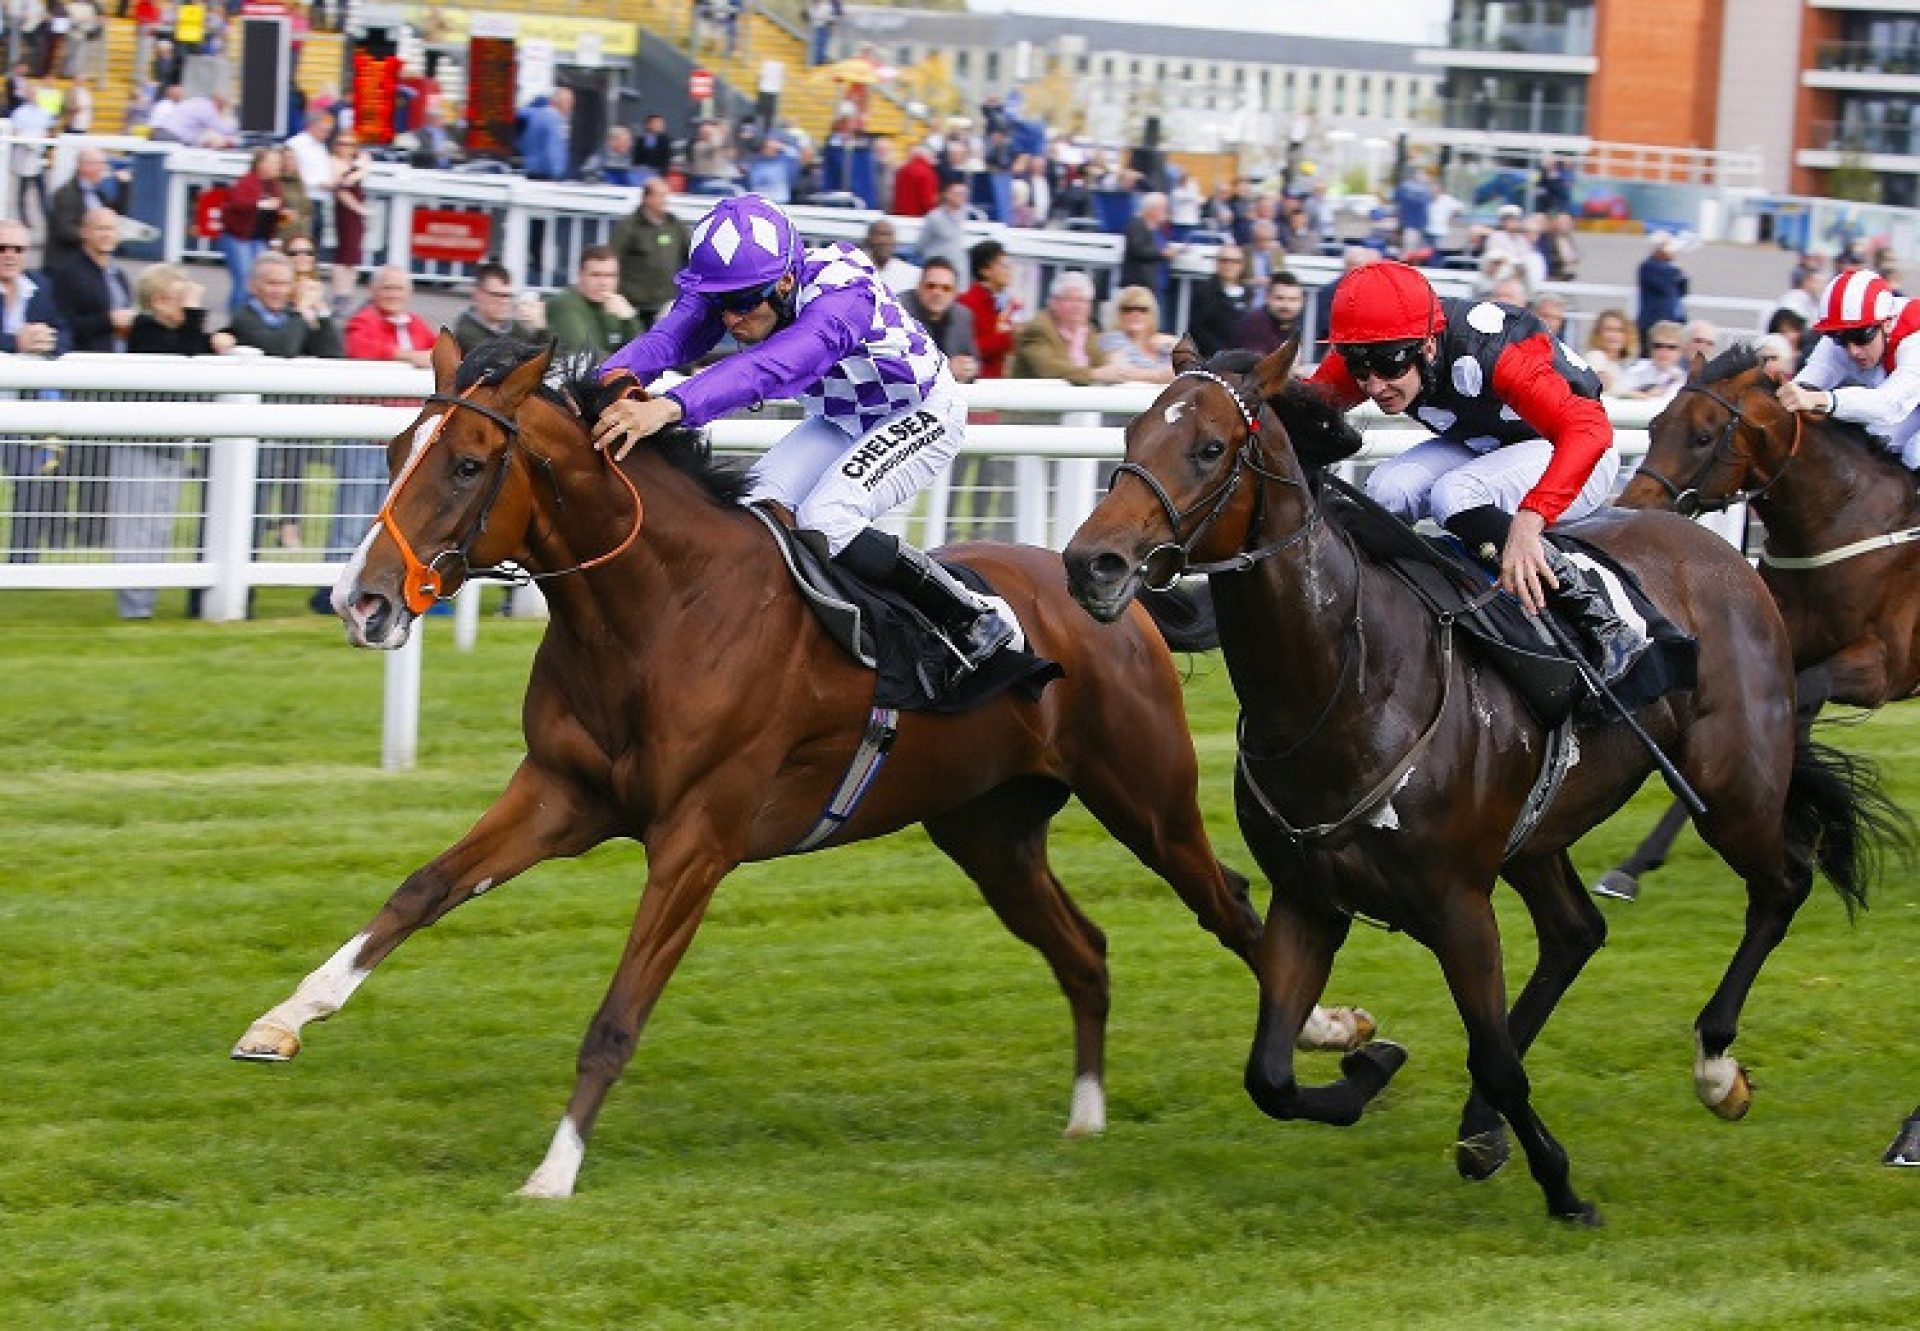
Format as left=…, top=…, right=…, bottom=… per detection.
left=678, top=194, right=805, bottom=297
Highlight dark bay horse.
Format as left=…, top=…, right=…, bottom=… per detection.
left=1063, top=340, right=1904, bottom=1223
left=231, top=332, right=1373, bottom=1198
left=1600, top=345, right=1920, bottom=897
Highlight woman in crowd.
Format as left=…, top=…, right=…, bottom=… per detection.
left=219, top=145, right=284, bottom=312
left=329, top=130, right=369, bottom=308
left=1583, top=306, right=1638, bottom=395
left=128, top=263, right=234, bottom=355
left=1096, top=285, right=1176, bottom=384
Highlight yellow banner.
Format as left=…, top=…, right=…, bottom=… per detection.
left=404, top=6, right=639, bottom=59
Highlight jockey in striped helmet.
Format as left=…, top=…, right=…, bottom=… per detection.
left=1775, top=267, right=1920, bottom=471
left=591, top=194, right=1013, bottom=685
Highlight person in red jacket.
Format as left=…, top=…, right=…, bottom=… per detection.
left=891, top=143, right=940, bottom=218
left=344, top=265, right=434, bottom=367
left=1306, top=260, right=1646, bottom=682
left=957, top=238, right=1018, bottom=379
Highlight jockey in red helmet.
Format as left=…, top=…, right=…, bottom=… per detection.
left=588, top=194, right=1013, bottom=686
left=1306, top=260, right=1647, bottom=682
left=1775, top=267, right=1920, bottom=471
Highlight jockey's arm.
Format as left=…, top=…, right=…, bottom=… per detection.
left=653, top=287, right=869, bottom=428
left=598, top=292, right=726, bottom=386
left=1828, top=351, right=1920, bottom=435
left=1491, top=335, right=1614, bottom=526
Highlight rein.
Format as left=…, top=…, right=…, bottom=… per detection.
left=1108, top=368, right=1319, bottom=589
left=375, top=384, right=646, bottom=615
left=1636, top=381, right=1803, bottom=516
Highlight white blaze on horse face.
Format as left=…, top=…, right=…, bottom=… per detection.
left=1163, top=400, right=1189, bottom=427
left=520, top=1117, right=586, bottom=1198
left=257, top=932, right=374, bottom=1035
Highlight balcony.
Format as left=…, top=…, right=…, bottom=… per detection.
left=1446, top=18, right=1594, bottom=58
left=1439, top=98, right=1587, bottom=137
left=1804, top=40, right=1920, bottom=94
left=1808, top=118, right=1920, bottom=157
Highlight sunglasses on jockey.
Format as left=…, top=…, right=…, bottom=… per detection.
left=1337, top=339, right=1426, bottom=382
left=711, top=280, right=783, bottom=315
left=1832, top=324, right=1884, bottom=348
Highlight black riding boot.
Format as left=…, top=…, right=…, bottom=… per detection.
left=1540, top=541, right=1649, bottom=685
left=834, top=528, right=1015, bottom=680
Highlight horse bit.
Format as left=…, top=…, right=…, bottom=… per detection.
left=374, top=381, right=645, bottom=615
left=1633, top=381, right=1802, bottom=516
left=1107, top=368, right=1320, bottom=589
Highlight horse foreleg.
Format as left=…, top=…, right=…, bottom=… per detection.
left=1456, top=853, right=1608, bottom=1180
left=1243, top=893, right=1405, bottom=1128
left=233, top=761, right=613, bottom=1062
left=1075, top=761, right=1373, bottom=1051
left=1431, top=896, right=1598, bottom=1225
left=521, top=820, right=737, bottom=1199
left=1592, top=801, right=1689, bottom=902
left=926, top=782, right=1111, bottom=1138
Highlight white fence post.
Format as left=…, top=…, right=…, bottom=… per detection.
left=1052, top=410, right=1104, bottom=548
left=454, top=587, right=482, bottom=650
left=201, top=392, right=261, bottom=621
left=382, top=624, right=424, bottom=772
left=1013, top=455, right=1050, bottom=547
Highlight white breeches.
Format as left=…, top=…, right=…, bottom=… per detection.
left=1366, top=436, right=1621, bottom=528
left=742, top=368, right=966, bottom=554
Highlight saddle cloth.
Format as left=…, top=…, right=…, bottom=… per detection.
left=746, top=505, right=1063, bottom=714
left=1321, top=477, right=1697, bottom=728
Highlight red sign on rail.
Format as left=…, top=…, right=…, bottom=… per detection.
left=411, top=210, right=493, bottom=265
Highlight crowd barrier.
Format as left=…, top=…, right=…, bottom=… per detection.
left=0, top=354, right=1734, bottom=769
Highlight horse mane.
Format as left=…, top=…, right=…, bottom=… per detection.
left=457, top=334, right=751, bottom=506
left=1693, top=340, right=1909, bottom=467
left=1207, top=349, right=1364, bottom=471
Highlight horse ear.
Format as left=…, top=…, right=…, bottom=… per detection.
left=430, top=328, right=461, bottom=390
left=495, top=341, right=556, bottom=413
left=1687, top=349, right=1707, bottom=384
left=1253, top=337, right=1300, bottom=400
left=1170, top=335, right=1203, bottom=374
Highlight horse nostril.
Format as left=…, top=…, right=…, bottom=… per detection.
left=1088, top=552, right=1130, bottom=587
left=359, top=593, right=393, bottom=642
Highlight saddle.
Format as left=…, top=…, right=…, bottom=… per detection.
left=745, top=505, right=1062, bottom=714
left=1321, top=477, right=1697, bottom=728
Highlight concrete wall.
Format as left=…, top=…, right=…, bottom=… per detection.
left=1712, top=0, right=1804, bottom=193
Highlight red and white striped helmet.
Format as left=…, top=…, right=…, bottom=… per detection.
left=1813, top=268, right=1898, bottom=332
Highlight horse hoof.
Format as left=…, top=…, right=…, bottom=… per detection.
left=1553, top=1200, right=1604, bottom=1228
left=1454, top=1128, right=1511, bottom=1181
left=1341, top=1039, right=1409, bottom=1089
left=1705, top=1064, right=1755, bottom=1121
left=1591, top=870, right=1640, bottom=902
left=515, top=1178, right=574, bottom=1201
left=231, top=1021, right=301, bottom=1062
left=1295, top=1006, right=1378, bottom=1052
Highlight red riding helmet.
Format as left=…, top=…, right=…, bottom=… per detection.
left=1813, top=268, right=1897, bottom=333
left=1328, top=261, right=1445, bottom=345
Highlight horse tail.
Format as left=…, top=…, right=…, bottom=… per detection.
left=1784, top=735, right=1916, bottom=918
left=1139, top=581, right=1220, bottom=653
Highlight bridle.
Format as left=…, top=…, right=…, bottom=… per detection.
left=374, top=381, right=646, bottom=615
left=1634, top=378, right=1803, bottom=516
left=1107, top=368, right=1320, bottom=589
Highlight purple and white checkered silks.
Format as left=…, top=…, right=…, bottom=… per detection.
left=679, top=194, right=803, bottom=295
left=795, top=244, right=947, bottom=437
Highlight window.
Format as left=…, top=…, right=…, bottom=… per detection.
left=986, top=50, right=1000, bottom=84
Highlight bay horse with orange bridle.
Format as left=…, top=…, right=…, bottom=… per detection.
left=230, top=333, right=1374, bottom=1197
left=1596, top=344, right=1920, bottom=898
left=1063, top=340, right=1907, bottom=1224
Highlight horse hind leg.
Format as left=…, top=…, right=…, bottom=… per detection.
left=924, top=780, right=1112, bottom=1138
left=1071, top=755, right=1375, bottom=1051
left=1433, top=896, right=1598, bottom=1224
left=1592, top=800, right=1688, bottom=902
left=1244, top=894, right=1407, bottom=1129
left=233, top=761, right=612, bottom=1062
left=1456, top=852, right=1608, bottom=1181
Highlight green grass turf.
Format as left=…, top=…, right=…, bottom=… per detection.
left=1, top=591, right=1915, bottom=1329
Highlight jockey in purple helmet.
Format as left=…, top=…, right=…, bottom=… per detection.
left=592, top=193, right=1013, bottom=682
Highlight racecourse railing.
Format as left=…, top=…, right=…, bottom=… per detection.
left=2, top=354, right=1723, bottom=768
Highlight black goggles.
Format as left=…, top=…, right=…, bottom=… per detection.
left=1833, top=324, right=1882, bottom=348
left=1337, top=341, right=1424, bottom=382
left=712, top=281, right=780, bottom=315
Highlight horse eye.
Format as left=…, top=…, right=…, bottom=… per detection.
left=1197, top=439, right=1227, bottom=462
left=454, top=456, right=486, bottom=481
